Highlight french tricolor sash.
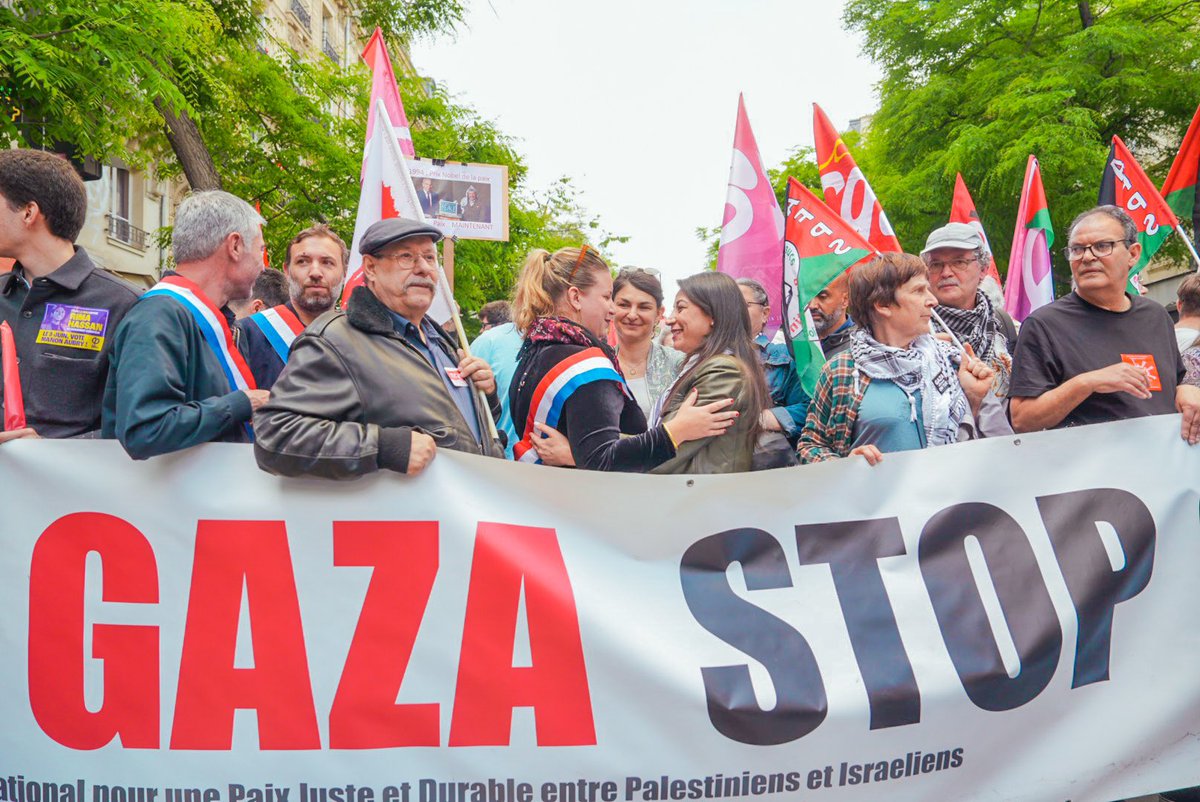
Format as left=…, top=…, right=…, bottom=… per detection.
left=248, top=304, right=305, bottom=363
left=513, top=347, right=629, bottom=464
left=141, top=275, right=258, bottom=438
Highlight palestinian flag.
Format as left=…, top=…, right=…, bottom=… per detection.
left=812, top=104, right=902, bottom=252
left=782, top=178, right=877, bottom=395
left=1162, top=104, right=1200, bottom=252
left=949, top=173, right=1003, bottom=290
left=1004, top=155, right=1054, bottom=323
left=1098, top=135, right=1179, bottom=279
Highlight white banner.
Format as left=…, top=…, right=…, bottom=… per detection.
left=2, top=417, right=1200, bottom=802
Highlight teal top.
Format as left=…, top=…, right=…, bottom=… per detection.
left=851, top=380, right=926, bottom=454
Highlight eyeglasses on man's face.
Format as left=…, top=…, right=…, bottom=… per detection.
left=374, top=250, right=438, bottom=270
left=1063, top=240, right=1130, bottom=261
left=925, top=257, right=979, bottom=274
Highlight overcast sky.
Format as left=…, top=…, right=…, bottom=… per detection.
left=410, top=0, right=882, bottom=301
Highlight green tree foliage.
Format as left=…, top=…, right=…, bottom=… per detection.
left=841, top=0, right=1200, bottom=284
left=0, top=0, right=602, bottom=314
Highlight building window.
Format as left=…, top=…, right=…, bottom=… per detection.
left=322, top=9, right=338, bottom=63
left=106, top=166, right=149, bottom=251
left=111, top=167, right=131, bottom=242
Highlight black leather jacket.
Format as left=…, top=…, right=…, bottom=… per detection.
left=253, top=286, right=503, bottom=479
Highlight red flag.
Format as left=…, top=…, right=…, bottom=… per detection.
left=1, top=321, right=26, bottom=431
left=1162, top=104, right=1200, bottom=241
left=812, top=104, right=901, bottom=252
left=782, top=178, right=877, bottom=395
left=1099, top=135, right=1180, bottom=277
left=361, top=27, right=416, bottom=163
left=949, top=174, right=1002, bottom=288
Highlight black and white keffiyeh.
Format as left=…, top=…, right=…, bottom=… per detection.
left=850, top=328, right=968, bottom=448
left=934, top=289, right=1012, bottom=395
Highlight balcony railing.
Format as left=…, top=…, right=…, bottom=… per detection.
left=289, top=0, right=311, bottom=31
left=321, top=34, right=339, bottom=64
left=106, top=215, right=150, bottom=251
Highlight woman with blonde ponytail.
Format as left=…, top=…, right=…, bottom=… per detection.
left=509, top=245, right=738, bottom=471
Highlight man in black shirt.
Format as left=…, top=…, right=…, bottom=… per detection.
left=0, top=149, right=141, bottom=442
left=1009, top=205, right=1200, bottom=442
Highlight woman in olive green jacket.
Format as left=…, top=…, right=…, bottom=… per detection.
left=648, top=272, right=769, bottom=474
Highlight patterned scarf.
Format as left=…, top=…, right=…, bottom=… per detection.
left=850, top=328, right=968, bottom=448
left=520, top=316, right=622, bottom=373
left=934, top=290, right=1012, bottom=395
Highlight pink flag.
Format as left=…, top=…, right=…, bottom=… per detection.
left=344, top=100, right=453, bottom=323
left=717, top=95, right=785, bottom=332
left=361, top=27, right=415, bottom=167
left=1004, top=155, right=1055, bottom=322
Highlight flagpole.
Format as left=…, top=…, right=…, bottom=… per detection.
left=929, top=308, right=968, bottom=354
left=433, top=243, right=501, bottom=443
left=1175, top=224, right=1200, bottom=270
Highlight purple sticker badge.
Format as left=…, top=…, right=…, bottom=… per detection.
left=36, top=304, right=110, bottom=351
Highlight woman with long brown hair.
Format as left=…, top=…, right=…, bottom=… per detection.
left=648, top=271, right=769, bottom=474
left=509, top=246, right=737, bottom=471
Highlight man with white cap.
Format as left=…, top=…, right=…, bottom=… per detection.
left=253, top=217, right=503, bottom=478
left=921, top=221, right=1015, bottom=436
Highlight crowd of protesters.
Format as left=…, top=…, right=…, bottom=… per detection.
left=3, top=147, right=1200, bottom=480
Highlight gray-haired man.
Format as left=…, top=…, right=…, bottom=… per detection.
left=102, top=191, right=270, bottom=458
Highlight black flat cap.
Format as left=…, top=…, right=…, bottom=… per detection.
left=359, top=218, right=444, bottom=255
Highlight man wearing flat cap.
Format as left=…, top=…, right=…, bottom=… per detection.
left=253, top=217, right=504, bottom=478
left=921, top=221, right=1015, bottom=436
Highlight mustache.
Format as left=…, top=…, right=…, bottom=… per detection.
left=404, top=277, right=437, bottom=291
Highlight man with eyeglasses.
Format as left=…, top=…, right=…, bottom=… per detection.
left=921, top=222, right=1016, bottom=437
left=253, top=217, right=505, bottom=478
left=1009, top=205, right=1200, bottom=442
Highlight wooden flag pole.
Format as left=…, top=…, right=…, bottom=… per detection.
left=434, top=236, right=500, bottom=443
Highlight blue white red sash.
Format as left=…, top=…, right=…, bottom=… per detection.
left=142, top=275, right=258, bottom=438
left=248, top=304, right=305, bottom=363
left=513, top=347, right=628, bottom=464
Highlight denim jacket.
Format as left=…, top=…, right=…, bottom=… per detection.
left=755, top=334, right=811, bottom=444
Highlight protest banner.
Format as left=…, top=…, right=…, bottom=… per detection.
left=2, top=416, right=1200, bottom=801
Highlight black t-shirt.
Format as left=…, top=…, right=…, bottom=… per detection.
left=0, top=247, right=141, bottom=437
left=1009, top=291, right=1184, bottom=428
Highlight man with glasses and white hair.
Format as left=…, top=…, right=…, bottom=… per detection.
left=1008, top=205, right=1200, bottom=442
left=102, top=190, right=270, bottom=457
left=253, top=217, right=503, bottom=479
left=921, top=221, right=1016, bottom=436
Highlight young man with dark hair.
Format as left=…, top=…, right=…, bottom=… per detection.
left=0, top=149, right=141, bottom=442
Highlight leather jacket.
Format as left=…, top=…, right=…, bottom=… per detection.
left=254, top=285, right=503, bottom=479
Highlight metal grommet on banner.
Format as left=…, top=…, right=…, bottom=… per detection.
left=1013, top=439, right=1022, bottom=446
left=686, top=479, right=695, bottom=488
